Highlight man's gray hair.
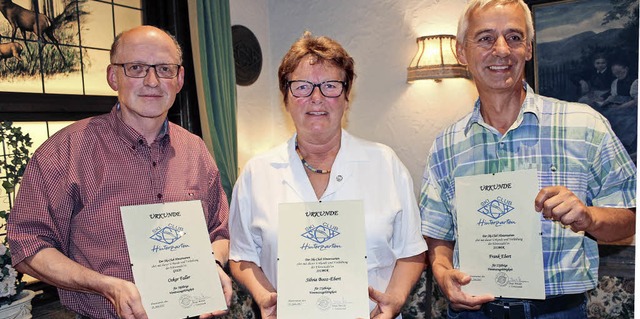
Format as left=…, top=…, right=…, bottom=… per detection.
left=457, top=0, right=534, bottom=46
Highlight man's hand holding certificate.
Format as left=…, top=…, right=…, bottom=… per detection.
left=456, top=169, right=545, bottom=299
left=120, top=200, right=227, bottom=319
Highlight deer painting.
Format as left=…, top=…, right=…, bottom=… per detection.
left=0, top=41, right=22, bottom=66
left=0, top=0, right=73, bottom=64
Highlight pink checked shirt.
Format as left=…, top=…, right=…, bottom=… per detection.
left=7, top=106, right=229, bottom=318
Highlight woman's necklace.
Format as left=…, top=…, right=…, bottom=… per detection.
left=295, top=140, right=331, bottom=174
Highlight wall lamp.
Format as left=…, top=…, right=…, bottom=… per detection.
left=407, top=34, right=470, bottom=82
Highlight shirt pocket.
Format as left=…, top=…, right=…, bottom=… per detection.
left=538, top=158, right=589, bottom=202
left=162, top=188, right=203, bottom=203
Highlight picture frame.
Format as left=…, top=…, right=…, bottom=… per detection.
left=526, top=0, right=638, bottom=252
left=525, top=0, right=638, bottom=164
left=0, top=91, right=115, bottom=121
left=0, top=0, right=141, bottom=121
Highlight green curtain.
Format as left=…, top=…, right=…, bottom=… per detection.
left=196, top=0, right=237, bottom=203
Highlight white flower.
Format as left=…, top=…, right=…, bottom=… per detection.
left=5, top=265, right=17, bottom=279
left=0, top=276, right=13, bottom=298
left=0, top=244, right=20, bottom=300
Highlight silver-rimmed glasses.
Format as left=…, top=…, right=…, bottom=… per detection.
left=287, top=80, right=347, bottom=98
left=113, top=63, right=181, bottom=79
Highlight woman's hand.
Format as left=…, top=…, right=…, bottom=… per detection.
left=368, top=286, right=403, bottom=319
left=256, top=291, right=278, bottom=319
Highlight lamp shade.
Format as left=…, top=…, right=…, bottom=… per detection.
left=407, top=34, right=470, bottom=82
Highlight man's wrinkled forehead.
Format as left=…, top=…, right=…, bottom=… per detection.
left=468, top=4, right=527, bottom=35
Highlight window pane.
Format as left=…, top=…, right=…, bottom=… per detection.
left=115, top=0, right=141, bottom=9
left=83, top=49, right=115, bottom=96
left=115, top=5, right=143, bottom=35
left=0, top=0, right=142, bottom=95
left=0, top=121, right=75, bottom=214
left=82, top=1, right=116, bottom=49
left=44, top=48, right=83, bottom=94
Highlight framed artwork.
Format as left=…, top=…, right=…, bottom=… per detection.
left=526, top=0, right=638, bottom=163
left=0, top=0, right=142, bottom=120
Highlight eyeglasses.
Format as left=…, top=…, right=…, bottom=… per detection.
left=287, top=80, right=346, bottom=98
left=113, top=63, right=181, bottom=79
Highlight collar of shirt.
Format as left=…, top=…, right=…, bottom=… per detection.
left=274, top=130, right=368, bottom=200
left=464, top=81, right=541, bottom=136
left=112, top=103, right=170, bottom=148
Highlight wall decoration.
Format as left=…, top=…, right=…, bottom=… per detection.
left=0, top=0, right=142, bottom=120
left=231, top=24, right=261, bottom=86
left=526, top=0, right=638, bottom=163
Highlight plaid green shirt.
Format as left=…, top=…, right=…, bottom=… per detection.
left=420, top=83, right=636, bottom=296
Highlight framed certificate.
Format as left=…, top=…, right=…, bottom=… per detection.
left=456, top=169, right=545, bottom=299
left=277, top=200, right=369, bottom=319
left=120, top=200, right=227, bottom=318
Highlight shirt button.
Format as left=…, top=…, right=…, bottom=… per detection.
left=157, top=193, right=163, bottom=199
left=152, top=162, right=157, bottom=167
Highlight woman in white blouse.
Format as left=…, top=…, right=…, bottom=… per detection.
left=228, top=32, right=427, bottom=319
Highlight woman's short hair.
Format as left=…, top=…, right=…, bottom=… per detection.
left=278, top=31, right=355, bottom=102
left=457, top=0, right=534, bottom=46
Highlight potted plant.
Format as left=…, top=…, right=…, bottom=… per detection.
left=0, top=121, right=35, bottom=317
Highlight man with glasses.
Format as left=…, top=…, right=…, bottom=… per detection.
left=8, top=25, right=231, bottom=319
left=420, top=1, right=635, bottom=318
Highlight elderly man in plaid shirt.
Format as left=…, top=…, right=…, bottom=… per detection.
left=419, top=1, right=636, bottom=319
